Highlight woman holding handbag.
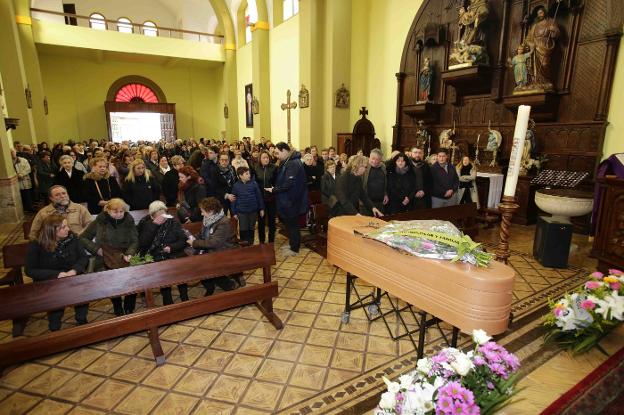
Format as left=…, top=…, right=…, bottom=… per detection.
left=79, top=198, right=139, bottom=316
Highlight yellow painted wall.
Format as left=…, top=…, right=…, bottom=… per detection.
left=38, top=53, right=225, bottom=140
left=269, top=14, right=300, bottom=147
left=236, top=42, right=254, bottom=139
left=604, top=29, right=624, bottom=159
left=349, top=0, right=423, bottom=156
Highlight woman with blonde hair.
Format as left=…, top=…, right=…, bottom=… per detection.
left=26, top=214, right=89, bottom=331
left=83, top=157, right=122, bottom=214
left=80, top=198, right=139, bottom=316
left=333, top=155, right=383, bottom=217
left=122, top=158, right=160, bottom=210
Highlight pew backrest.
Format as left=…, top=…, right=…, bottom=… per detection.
left=0, top=243, right=276, bottom=321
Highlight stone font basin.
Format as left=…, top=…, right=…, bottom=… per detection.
left=534, top=189, right=594, bottom=223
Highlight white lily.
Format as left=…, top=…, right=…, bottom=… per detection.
left=472, top=329, right=491, bottom=345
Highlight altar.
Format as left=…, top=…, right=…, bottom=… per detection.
left=477, top=172, right=504, bottom=209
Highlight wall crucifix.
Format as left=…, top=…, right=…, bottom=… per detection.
left=281, top=89, right=297, bottom=145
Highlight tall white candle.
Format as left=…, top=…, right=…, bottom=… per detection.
left=503, top=105, right=531, bottom=197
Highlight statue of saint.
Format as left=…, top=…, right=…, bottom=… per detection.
left=520, top=119, right=537, bottom=172
left=509, top=44, right=532, bottom=89
left=335, top=84, right=350, bottom=108
left=418, top=58, right=434, bottom=102
left=299, top=84, right=309, bottom=108
left=525, top=6, right=560, bottom=91
left=486, top=127, right=502, bottom=151
left=449, top=0, right=490, bottom=68
left=439, top=128, right=455, bottom=149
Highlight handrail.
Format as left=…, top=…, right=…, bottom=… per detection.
left=30, top=8, right=224, bottom=42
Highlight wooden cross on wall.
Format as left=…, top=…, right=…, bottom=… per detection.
left=281, top=90, right=297, bottom=146
left=360, top=107, right=368, bottom=118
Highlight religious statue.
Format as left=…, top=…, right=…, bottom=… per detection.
left=418, top=58, right=434, bottom=103
left=523, top=5, right=561, bottom=92
left=335, top=83, right=350, bottom=108
left=299, top=84, right=309, bottom=108
left=449, top=0, right=490, bottom=68
left=223, top=103, right=229, bottom=119
left=252, top=96, right=260, bottom=115
left=486, top=121, right=502, bottom=167
left=509, top=44, right=533, bottom=89
left=416, top=120, right=430, bottom=149
left=43, top=97, right=48, bottom=116
left=25, top=86, right=32, bottom=109
left=439, top=123, right=456, bottom=149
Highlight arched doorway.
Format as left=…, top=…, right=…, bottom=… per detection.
left=104, top=76, right=176, bottom=142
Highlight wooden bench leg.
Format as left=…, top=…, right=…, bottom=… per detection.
left=255, top=299, right=283, bottom=329
left=144, top=290, right=165, bottom=365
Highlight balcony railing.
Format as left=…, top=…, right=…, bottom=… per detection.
left=30, top=8, right=224, bottom=44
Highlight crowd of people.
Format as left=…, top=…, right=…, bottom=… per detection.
left=16, top=136, right=478, bottom=331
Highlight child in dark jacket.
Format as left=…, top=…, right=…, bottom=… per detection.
left=231, top=167, right=265, bottom=245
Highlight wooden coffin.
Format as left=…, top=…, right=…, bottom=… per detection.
left=327, top=216, right=516, bottom=335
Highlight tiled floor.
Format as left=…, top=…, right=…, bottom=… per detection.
left=0, top=220, right=616, bottom=415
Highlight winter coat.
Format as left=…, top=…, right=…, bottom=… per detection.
left=387, top=166, right=418, bottom=214
left=456, top=164, right=480, bottom=209
left=304, top=163, right=323, bottom=191
left=411, top=159, right=431, bottom=209
left=188, top=150, right=204, bottom=171
left=254, top=163, right=277, bottom=203
left=83, top=171, right=122, bottom=214
left=122, top=175, right=160, bottom=211
left=333, top=171, right=374, bottom=216
left=214, top=166, right=237, bottom=202
left=180, top=183, right=206, bottom=223
left=273, top=151, right=309, bottom=218
left=13, top=156, right=32, bottom=190
left=137, top=215, right=187, bottom=260
left=26, top=234, right=88, bottom=282
left=162, top=169, right=179, bottom=206
left=191, top=216, right=236, bottom=252
left=200, top=159, right=219, bottom=197
left=320, top=172, right=337, bottom=209
left=79, top=211, right=138, bottom=256
left=231, top=180, right=265, bottom=215
left=430, top=162, right=460, bottom=199
left=29, top=202, right=92, bottom=240
left=54, top=168, right=85, bottom=203
left=36, top=160, right=56, bottom=194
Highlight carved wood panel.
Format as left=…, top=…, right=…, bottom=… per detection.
left=394, top=0, right=623, bottom=181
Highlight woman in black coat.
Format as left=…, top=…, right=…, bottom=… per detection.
left=162, top=155, right=184, bottom=207
left=137, top=201, right=189, bottom=305
left=177, top=166, right=206, bottom=223
left=55, top=155, right=85, bottom=203
left=334, top=156, right=383, bottom=218
left=122, top=159, right=160, bottom=210
left=254, top=151, right=277, bottom=243
left=320, top=159, right=338, bottom=214
left=83, top=157, right=122, bottom=214
left=386, top=152, right=418, bottom=215
left=25, top=215, right=89, bottom=331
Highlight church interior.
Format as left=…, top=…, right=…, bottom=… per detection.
left=1, top=0, right=624, bottom=414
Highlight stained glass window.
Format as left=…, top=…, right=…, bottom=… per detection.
left=114, top=83, right=159, bottom=103
left=245, top=0, right=258, bottom=44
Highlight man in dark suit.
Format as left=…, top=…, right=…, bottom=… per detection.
left=430, top=149, right=459, bottom=208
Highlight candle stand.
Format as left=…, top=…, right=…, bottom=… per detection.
left=495, top=195, right=519, bottom=264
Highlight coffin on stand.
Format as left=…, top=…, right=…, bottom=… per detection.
left=326, top=216, right=516, bottom=356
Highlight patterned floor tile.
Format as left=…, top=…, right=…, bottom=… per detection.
left=152, top=392, right=198, bottom=415
left=223, top=354, right=263, bottom=377
left=114, top=386, right=165, bottom=415
left=173, top=369, right=218, bottom=396
left=0, top=392, right=41, bottom=414
left=0, top=363, right=49, bottom=389
left=22, top=367, right=76, bottom=396
left=142, top=364, right=187, bottom=390
left=191, top=399, right=234, bottom=415
left=50, top=373, right=104, bottom=403
left=81, top=379, right=134, bottom=410
left=205, top=375, right=250, bottom=403
left=240, top=380, right=283, bottom=411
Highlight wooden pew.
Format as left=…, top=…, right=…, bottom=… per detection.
left=0, top=243, right=281, bottom=368
left=383, top=202, right=479, bottom=239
